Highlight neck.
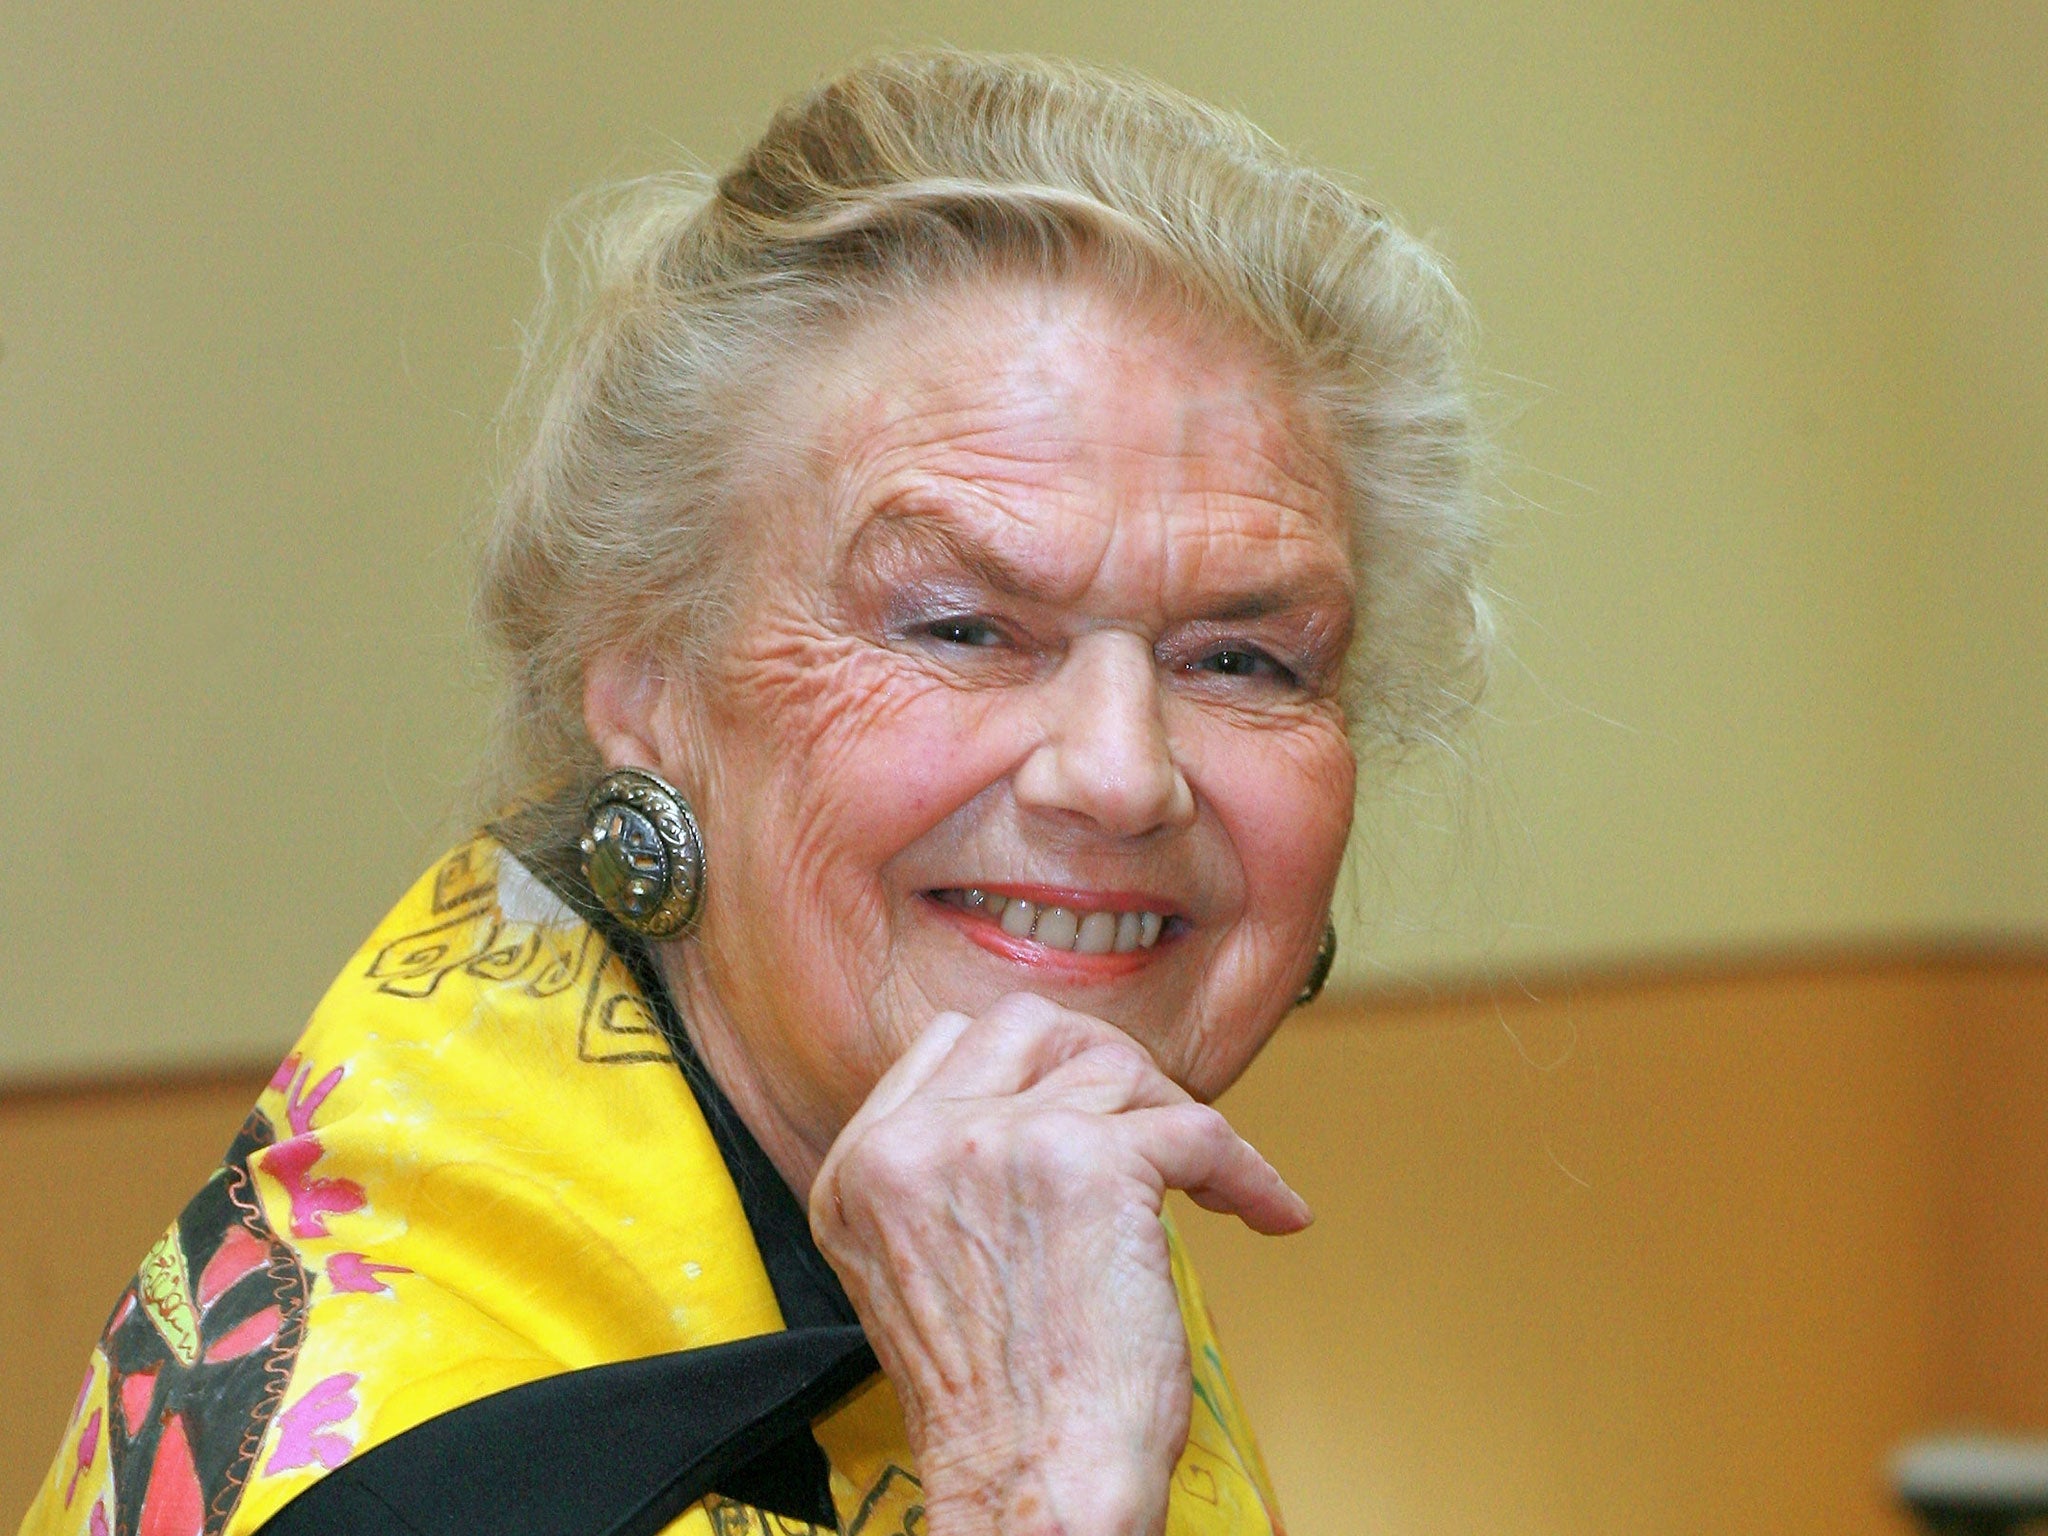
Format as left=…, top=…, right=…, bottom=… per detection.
left=654, top=942, right=834, bottom=1205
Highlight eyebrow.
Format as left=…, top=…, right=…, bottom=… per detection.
left=841, top=505, right=1066, bottom=605
left=840, top=503, right=1356, bottom=621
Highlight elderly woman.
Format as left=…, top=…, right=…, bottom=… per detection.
left=23, top=49, right=1482, bottom=1536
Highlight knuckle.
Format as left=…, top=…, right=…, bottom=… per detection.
left=1013, top=1109, right=1099, bottom=1178
left=1066, top=1011, right=1136, bottom=1052
left=1177, top=1102, right=1235, bottom=1148
left=985, top=991, right=1062, bottom=1034
left=840, top=1121, right=936, bottom=1199
left=982, top=994, right=1127, bottom=1063
left=806, top=1172, right=840, bottom=1234
left=1089, top=1031, right=1157, bottom=1077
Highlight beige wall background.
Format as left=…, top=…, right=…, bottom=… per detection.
left=1, top=4, right=2042, bottom=1068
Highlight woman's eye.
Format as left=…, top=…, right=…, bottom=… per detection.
left=1191, top=646, right=1296, bottom=684
left=923, top=618, right=1005, bottom=648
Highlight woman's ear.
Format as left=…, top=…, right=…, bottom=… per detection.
left=583, top=650, right=668, bottom=774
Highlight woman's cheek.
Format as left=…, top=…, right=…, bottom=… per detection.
left=716, top=642, right=1021, bottom=904
left=809, top=666, right=1022, bottom=849
left=1149, top=716, right=1351, bottom=1100
left=1191, top=710, right=1356, bottom=901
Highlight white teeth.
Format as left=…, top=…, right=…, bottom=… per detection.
left=1035, top=906, right=1080, bottom=949
left=945, top=889, right=1167, bottom=953
left=1076, top=911, right=1119, bottom=954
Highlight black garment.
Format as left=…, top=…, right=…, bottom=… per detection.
left=257, top=839, right=878, bottom=1536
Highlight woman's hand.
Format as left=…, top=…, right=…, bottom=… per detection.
left=809, top=993, right=1311, bottom=1536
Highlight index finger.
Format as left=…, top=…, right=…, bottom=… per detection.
left=918, top=992, right=1150, bottom=1100
left=1120, top=1103, right=1314, bottom=1236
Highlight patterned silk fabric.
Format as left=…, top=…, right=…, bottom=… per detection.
left=20, top=837, right=1284, bottom=1536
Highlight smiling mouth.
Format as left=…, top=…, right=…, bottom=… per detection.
left=927, top=888, right=1173, bottom=955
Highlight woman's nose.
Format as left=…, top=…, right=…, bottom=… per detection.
left=1013, top=631, right=1196, bottom=837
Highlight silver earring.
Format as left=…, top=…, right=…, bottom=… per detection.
left=579, top=768, right=704, bottom=939
left=1295, top=921, right=1337, bottom=1008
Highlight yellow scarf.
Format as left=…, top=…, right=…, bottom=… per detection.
left=22, top=836, right=1282, bottom=1536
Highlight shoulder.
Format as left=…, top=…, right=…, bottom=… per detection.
left=20, top=838, right=784, bottom=1536
left=256, top=835, right=747, bottom=1364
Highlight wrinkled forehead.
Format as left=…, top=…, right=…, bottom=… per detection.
left=768, top=275, right=1351, bottom=615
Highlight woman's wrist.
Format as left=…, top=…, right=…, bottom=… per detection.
left=910, top=1389, right=1175, bottom=1536
left=918, top=1443, right=1167, bottom=1536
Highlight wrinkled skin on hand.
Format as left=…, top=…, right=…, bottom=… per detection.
left=811, top=997, right=1310, bottom=1536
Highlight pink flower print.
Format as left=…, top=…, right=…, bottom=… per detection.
left=264, top=1137, right=366, bottom=1240
left=64, top=1408, right=101, bottom=1506
left=283, top=1061, right=346, bottom=1136
left=89, top=1500, right=108, bottom=1536
left=326, top=1252, right=412, bottom=1295
left=265, top=1373, right=360, bottom=1475
left=268, top=1053, right=302, bottom=1094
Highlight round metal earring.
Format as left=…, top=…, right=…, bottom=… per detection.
left=579, top=767, right=705, bottom=939
left=1295, top=921, right=1338, bottom=1009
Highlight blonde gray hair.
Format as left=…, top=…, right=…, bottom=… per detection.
left=475, top=49, right=1488, bottom=818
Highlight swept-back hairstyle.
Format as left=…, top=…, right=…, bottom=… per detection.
left=475, top=49, right=1488, bottom=820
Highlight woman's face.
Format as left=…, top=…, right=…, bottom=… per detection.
left=631, top=277, right=1357, bottom=1178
